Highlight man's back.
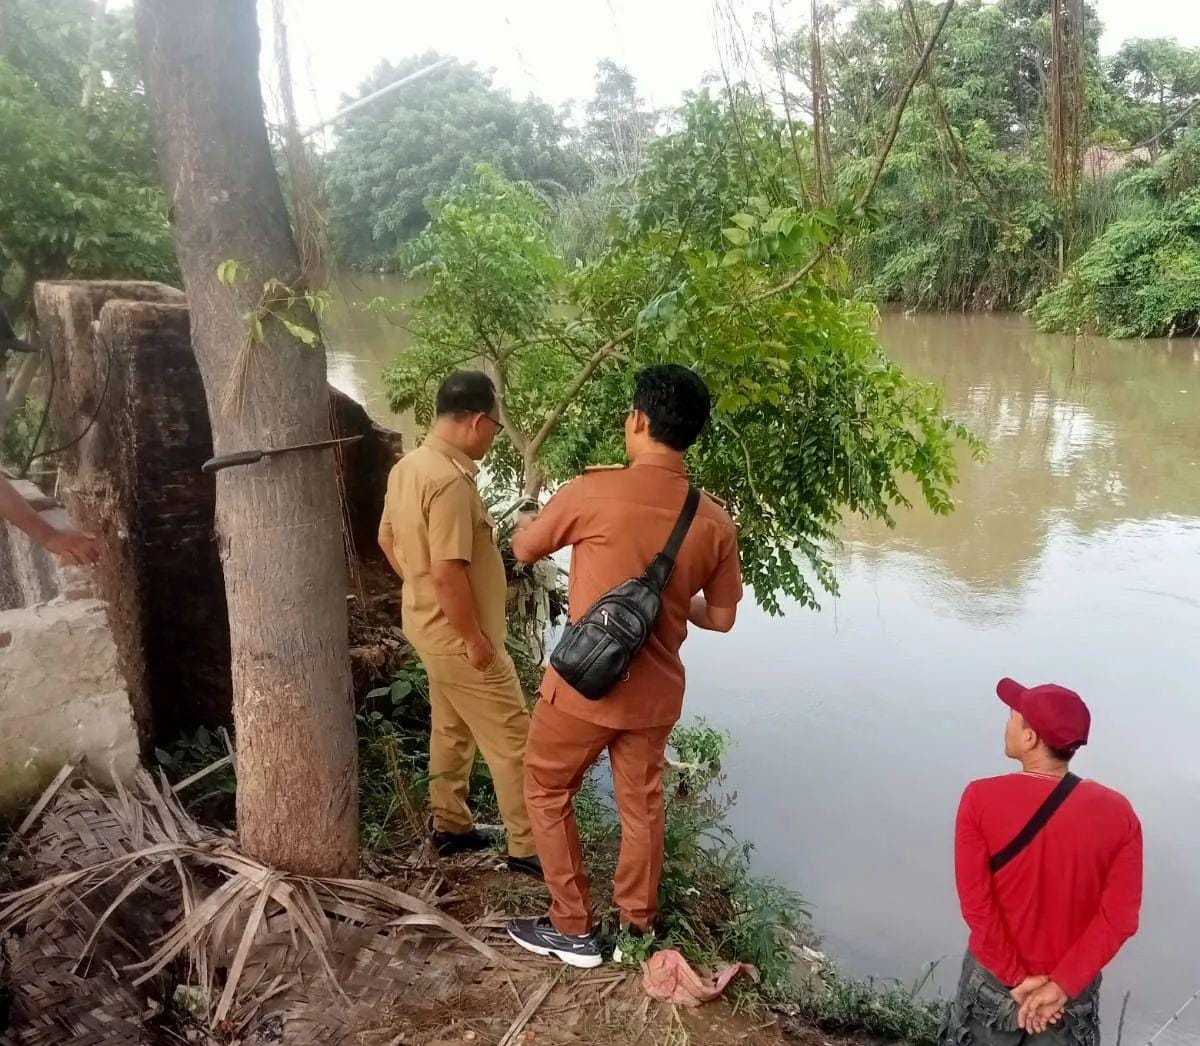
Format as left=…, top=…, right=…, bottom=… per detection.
left=522, top=453, right=741, bottom=729
left=379, top=438, right=507, bottom=654
left=956, top=771, right=1142, bottom=995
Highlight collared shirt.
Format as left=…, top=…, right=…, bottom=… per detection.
left=378, top=434, right=508, bottom=654
left=954, top=772, right=1142, bottom=997
left=518, top=453, right=743, bottom=730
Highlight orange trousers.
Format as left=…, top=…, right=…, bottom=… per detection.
left=523, top=699, right=673, bottom=936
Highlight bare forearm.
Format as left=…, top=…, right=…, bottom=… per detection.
left=0, top=476, right=54, bottom=545
left=689, top=595, right=736, bottom=632
left=431, top=562, right=486, bottom=645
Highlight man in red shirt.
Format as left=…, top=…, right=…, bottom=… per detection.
left=945, top=678, right=1142, bottom=1044
left=504, top=365, right=742, bottom=967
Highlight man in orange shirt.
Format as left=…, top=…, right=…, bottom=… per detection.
left=505, top=364, right=742, bottom=967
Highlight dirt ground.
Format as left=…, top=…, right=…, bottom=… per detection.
left=348, top=850, right=872, bottom=1046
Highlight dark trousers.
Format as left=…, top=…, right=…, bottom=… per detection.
left=940, top=952, right=1101, bottom=1046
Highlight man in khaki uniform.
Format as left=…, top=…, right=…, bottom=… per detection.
left=378, top=371, right=540, bottom=876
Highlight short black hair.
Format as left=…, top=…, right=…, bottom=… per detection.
left=436, top=370, right=496, bottom=417
left=1047, top=744, right=1079, bottom=763
left=631, top=364, right=711, bottom=451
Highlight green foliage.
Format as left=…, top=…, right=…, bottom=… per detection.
left=154, top=726, right=236, bottom=825
left=791, top=0, right=1087, bottom=311
left=580, top=60, right=658, bottom=179
left=383, top=94, right=976, bottom=612
left=0, top=0, right=176, bottom=311
left=1107, top=38, right=1200, bottom=152
left=1, top=395, right=44, bottom=467
left=324, top=53, right=585, bottom=269
left=800, top=963, right=943, bottom=1043
left=357, top=654, right=514, bottom=852
left=220, top=267, right=332, bottom=350
left=781, top=0, right=1200, bottom=322
left=1033, top=186, right=1200, bottom=337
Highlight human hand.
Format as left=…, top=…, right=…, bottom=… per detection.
left=43, top=527, right=101, bottom=566
left=1010, top=974, right=1050, bottom=1006
left=514, top=509, right=539, bottom=531
left=465, top=634, right=496, bottom=671
left=1018, top=980, right=1068, bottom=1034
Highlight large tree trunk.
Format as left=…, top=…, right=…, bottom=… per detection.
left=134, top=0, right=357, bottom=875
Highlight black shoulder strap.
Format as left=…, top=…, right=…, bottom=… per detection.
left=663, top=487, right=701, bottom=561
left=643, top=487, right=700, bottom=592
left=989, top=773, right=1081, bottom=874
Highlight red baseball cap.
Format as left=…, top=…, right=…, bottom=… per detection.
left=997, top=678, right=1091, bottom=751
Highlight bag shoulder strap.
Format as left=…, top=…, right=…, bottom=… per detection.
left=643, top=487, right=701, bottom=592
left=663, top=487, right=701, bottom=561
left=989, top=773, right=1081, bottom=874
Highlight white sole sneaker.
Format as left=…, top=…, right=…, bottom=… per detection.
left=507, top=926, right=604, bottom=969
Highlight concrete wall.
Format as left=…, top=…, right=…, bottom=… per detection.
left=34, top=281, right=232, bottom=744
left=0, top=480, right=138, bottom=812
left=17, top=281, right=403, bottom=769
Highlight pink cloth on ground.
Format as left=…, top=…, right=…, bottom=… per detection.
left=641, top=948, right=759, bottom=1006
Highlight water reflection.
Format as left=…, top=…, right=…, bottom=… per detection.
left=842, top=313, right=1200, bottom=617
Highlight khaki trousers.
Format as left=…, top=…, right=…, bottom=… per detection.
left=419, top=648, right=535, bottom=858
left=524, top=698, right=673, bottom=936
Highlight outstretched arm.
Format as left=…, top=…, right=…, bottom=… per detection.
left=0, top=475, right=99, bottom=565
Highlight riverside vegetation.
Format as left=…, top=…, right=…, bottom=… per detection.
left=5, top=1, right=1198, bottom=1040
left=157, top=638, right=945, bottom=1043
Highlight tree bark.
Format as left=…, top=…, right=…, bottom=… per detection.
left=134, top=0, right=357, bottom=875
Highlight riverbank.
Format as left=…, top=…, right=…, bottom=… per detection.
left=341, top=561, right=947, bottom=1043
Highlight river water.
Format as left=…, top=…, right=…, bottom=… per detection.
left=327, top=278, right=1200, bottom=1044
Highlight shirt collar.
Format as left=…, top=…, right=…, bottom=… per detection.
left=423, top=433, right=479, bottom=478
left=631, top=451, right=688, bottom=476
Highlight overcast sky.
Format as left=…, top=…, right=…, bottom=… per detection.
left=107, top=1, right=1200, bottom=133
left=259, top=0, right=1200, bottom=135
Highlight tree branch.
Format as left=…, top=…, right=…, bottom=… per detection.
left=1117, top=97, right=1200, bottom=153
left=491, top=357, right=529, bottom=457
left=716, top=415, right=773, bottom=520
left=856, top=0, right=958, bottom=211
left=523, top=327, right=635, bottom=475
left=749, top=251, right=825, bottom=303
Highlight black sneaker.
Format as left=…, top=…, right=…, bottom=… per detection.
left=432, top=827, right=500, bottom=856
left=507, top=854, right=544, bottom=880
left=506, top=917, right=603, bottom=969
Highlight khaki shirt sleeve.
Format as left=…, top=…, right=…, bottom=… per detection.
left=518, top=478, right=587, bottom=560
left=378, top=491, right=395, bottom=549
left=703, top=523, right=743, bottom=608
left=427, top=478, right=477, bottom=563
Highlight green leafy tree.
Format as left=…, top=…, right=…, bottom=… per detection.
left=0, top=0, right=176, bottom=311
left=776, top=0, right=1132, bottom=311
left=1034, top=130, right=1200, bottom=337
left=323, top=53, right=586, bottom=268
left=1107, top=38, right=1200, bottom=154
left=580, top=60, right=658, bottom=179
left=381, top=93, right=978, bottom=612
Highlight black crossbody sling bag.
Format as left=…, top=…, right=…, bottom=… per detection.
left=549, top=487, right=700, bottom=701
left=989, top=772, right=1081, bottom=874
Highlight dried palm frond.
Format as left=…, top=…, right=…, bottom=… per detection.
left=1, top=767, right=505, bottom=1044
